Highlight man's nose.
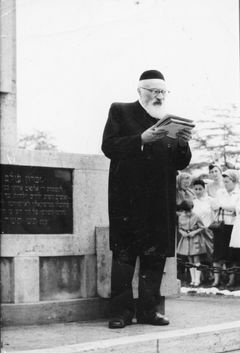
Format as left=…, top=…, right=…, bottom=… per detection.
left=156, top=91, right=164, bottom=98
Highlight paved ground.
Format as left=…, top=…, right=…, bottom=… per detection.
left=181, top=285, right=240, bottom=296
left=2, top=295, right=240, bottom=352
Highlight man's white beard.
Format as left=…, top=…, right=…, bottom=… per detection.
left=142, top=101, right=166, bottom=119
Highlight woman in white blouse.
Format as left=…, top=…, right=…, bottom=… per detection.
left=212, top=169, right=240, bottom=288
left=206, top=163, right=225, bottom=198
left=225, top=185, right=240, bottom=288
left=193, top=179, right=216, bottom=227
left=229, top=199, right=240, bottom=249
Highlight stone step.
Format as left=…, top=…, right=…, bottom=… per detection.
left=8, top=321, right=240, bottom=353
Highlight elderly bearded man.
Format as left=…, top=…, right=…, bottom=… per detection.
left=102, top=70, right=192, bottom=329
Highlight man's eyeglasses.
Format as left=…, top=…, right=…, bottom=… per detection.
left=140, top=87, right=170, bottom=97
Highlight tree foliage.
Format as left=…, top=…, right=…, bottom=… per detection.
left=191, top=104, right=240, bottom=168
left=18, top=130, right=58, bottom=151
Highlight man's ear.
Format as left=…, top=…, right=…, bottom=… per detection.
left=137, top=87, right=141, bottom=96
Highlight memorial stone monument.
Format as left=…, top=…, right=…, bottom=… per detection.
left=0, top=0, right=178, bottom=326
left=0, top=0, right=110, bottom=325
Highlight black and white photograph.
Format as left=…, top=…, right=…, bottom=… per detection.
left=1, top=0, right=240, bottom=352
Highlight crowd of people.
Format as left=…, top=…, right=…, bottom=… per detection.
left=176, top=163, right=240, bottom=290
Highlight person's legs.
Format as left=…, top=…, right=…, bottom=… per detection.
left=226, top=266, right=235, bottom=288
left=212, top=225, right=232, bottom=288
left=109, top=248, right=137, bottom=329
left=223, top=225, right=234, bottom=288
left=212, top=261, right=222, bottom=287
left=188, top=255, right=195, bottom=285
left=226, top=248, right=240, bottom=288
left=193, top=255, right=201, bottom=286
left=136, top=253, right=169, bottom=325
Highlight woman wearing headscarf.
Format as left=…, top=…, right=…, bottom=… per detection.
left=212, top=169, right=240, bottom=288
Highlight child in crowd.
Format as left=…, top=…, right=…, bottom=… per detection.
left=177, top=200, right=213, bottom=287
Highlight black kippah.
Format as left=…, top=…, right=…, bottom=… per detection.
left=139, top=70, right=165, bottom=81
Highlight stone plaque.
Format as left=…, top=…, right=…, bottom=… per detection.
left=0, top=164, right=73, bottom=234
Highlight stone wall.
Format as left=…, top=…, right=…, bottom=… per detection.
left=0, top=147, right=110, bottom=324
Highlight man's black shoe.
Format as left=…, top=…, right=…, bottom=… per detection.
left=137, top=312, right=169, bottom=326
left=108, top=310, right=134, bottom=329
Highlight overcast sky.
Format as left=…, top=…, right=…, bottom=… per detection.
left=17, top=0, right=239, bottom=154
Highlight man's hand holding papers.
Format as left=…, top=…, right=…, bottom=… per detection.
left=153, top=115, right=195, bottom=139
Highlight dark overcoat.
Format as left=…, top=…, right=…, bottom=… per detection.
left=102, top=101, right=192, bottom=257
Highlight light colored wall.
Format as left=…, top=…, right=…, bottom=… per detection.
left=0, top=0, right=17, bottom=147
left=1, top=147, right=109, bottom=304
left=0, top=258, right=14, bottom=303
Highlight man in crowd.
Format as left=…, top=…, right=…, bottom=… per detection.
left=101, top=70, right=192, bottom=329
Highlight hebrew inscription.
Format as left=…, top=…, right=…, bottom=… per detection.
left=0, top=165, right=73, bottom=234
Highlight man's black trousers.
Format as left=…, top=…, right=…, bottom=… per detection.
left=110, top=248, right=166, bottom=316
